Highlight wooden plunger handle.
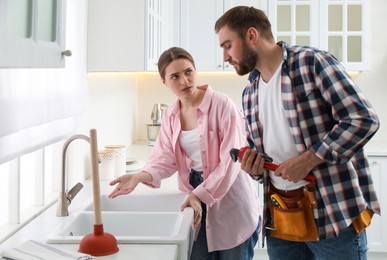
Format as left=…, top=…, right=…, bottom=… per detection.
left=90, top=128, right=102, bottom=225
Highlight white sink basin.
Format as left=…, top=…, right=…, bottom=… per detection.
left=46, top=211, right=192, bottom=243
left=83, top=193, right=188, bottom=212
left=47, top=193, right=194, bottom=260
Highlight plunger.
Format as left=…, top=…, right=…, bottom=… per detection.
left=78, top=128, right=119, bottom=256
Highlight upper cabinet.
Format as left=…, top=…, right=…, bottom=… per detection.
left=87, top=0, right=370, bottom=72
left=180, top=0, right=266, bottom=71
left=268, top=0, right=370, bottom=71
left=87, top=0, right=176, bottom=72
left=0, top=0, right=67, bottom=68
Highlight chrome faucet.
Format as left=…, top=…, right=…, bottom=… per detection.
left=56, top=134, right=90, bottom=217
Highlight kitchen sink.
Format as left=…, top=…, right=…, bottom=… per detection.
left=47, top=193, right=194, bottom=260
left=83, top=193, right=188, bottom=212
left=46, top=211, right=192, bottom=243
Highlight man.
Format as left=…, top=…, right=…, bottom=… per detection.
left=215, top=6, right=380, bottom=260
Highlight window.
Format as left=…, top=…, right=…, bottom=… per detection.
left=0, top=145, right=60, bottom=244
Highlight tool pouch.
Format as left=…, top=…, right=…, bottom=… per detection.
left=268, top=183, right=319, bottom=242
left=352, top=208, right=374, bottom=234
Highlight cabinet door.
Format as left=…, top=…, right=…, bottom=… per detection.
left=180, top=0, right=266, bottom=71
left=366, top=156, right=387, bottom=252
left=146, top=0, right=176, bottom=71
left=88, top=0, right=175, bottom=72
left=87, top=0, right=146, bottom=72
left=268, top=1, right=319, bottom=48
left=222, top=0, right=267, bottom=71
left=268, top=0, right=370, bottom=71
left=180, top=0, right=224, bottom=71
left=0, top=0, right=67, bottom=68
left=319, top=0, right=371, bottom=70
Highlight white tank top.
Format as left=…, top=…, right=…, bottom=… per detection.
left=180, top=128, right=203, bottom=171
left=258, top=63, right=308, bottom=190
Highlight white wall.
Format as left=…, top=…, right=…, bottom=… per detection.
left=83, top=73, right=138, bottom=147
left=351, top=0, right=387, bottom=142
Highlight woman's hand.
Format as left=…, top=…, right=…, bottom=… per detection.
left=181, top=193, right=202, bottom=230
left=108, top=171, right=153, bottom=199
left=108, top=173, right=140, bottom=198
left=109, top=171, right=153, bottom=198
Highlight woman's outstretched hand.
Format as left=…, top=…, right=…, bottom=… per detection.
left=108, top=173, right=140, bottom=198
left=108, top=171, right=153, bottom=198
left=181, top=193, right=202, bottom=230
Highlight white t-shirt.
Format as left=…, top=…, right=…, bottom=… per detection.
left=180, top=128, right=203, bottom=171
left=258, top=63, right=308, bottom=190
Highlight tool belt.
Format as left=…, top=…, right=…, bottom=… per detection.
left=352, top=207, right=374, bottom=234
left=268, top=182, right=319, bottom=242
left=268, top=182, right=374, bottom=242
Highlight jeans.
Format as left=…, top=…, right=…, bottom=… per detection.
left=190, top=218, right=259, bottom=260
left=266, top=225, right=368, bottom=260
left=189, top=169, right=259, bottom=260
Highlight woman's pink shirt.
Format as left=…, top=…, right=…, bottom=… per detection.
left=142, top=85, right=260, bottom=251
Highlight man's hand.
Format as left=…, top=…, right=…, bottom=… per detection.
left=240, top=149, right=266, bottom=177
left=274, top=151, right=324, bottom=182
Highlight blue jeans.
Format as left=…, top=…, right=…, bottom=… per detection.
left=267, top=225, right=368, bottom=260
left=189, top=169, right=259, bottom=260
left=190, top=209, right=259, bottom=260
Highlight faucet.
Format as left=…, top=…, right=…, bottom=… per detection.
left=56, top=134, right=90, bottom=217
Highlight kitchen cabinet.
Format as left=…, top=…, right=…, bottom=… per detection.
left=366, top=155, right=387, bottom=252
left=180, top=0, right=266, bottom=71
left=87, top=0, right=176, bottom=72
left=268, top=0, right=371, bottom=71
left=0, top=0, right=67, bottom=68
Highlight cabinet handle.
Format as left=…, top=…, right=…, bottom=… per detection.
left=217, top=64, right=222, bottom=68
left=62, top=50, right=72, bottom=57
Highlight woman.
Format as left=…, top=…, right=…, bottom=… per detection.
left=109, top=47, right=260, bottom=260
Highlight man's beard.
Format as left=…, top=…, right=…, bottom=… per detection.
left=235, top=42, right=258, bottom=76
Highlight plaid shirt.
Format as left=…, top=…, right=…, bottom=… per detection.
left=243, top=42, right=380, bottom=239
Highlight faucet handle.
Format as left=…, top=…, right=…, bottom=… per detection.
left=66, top=182, right=84, bottom=203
